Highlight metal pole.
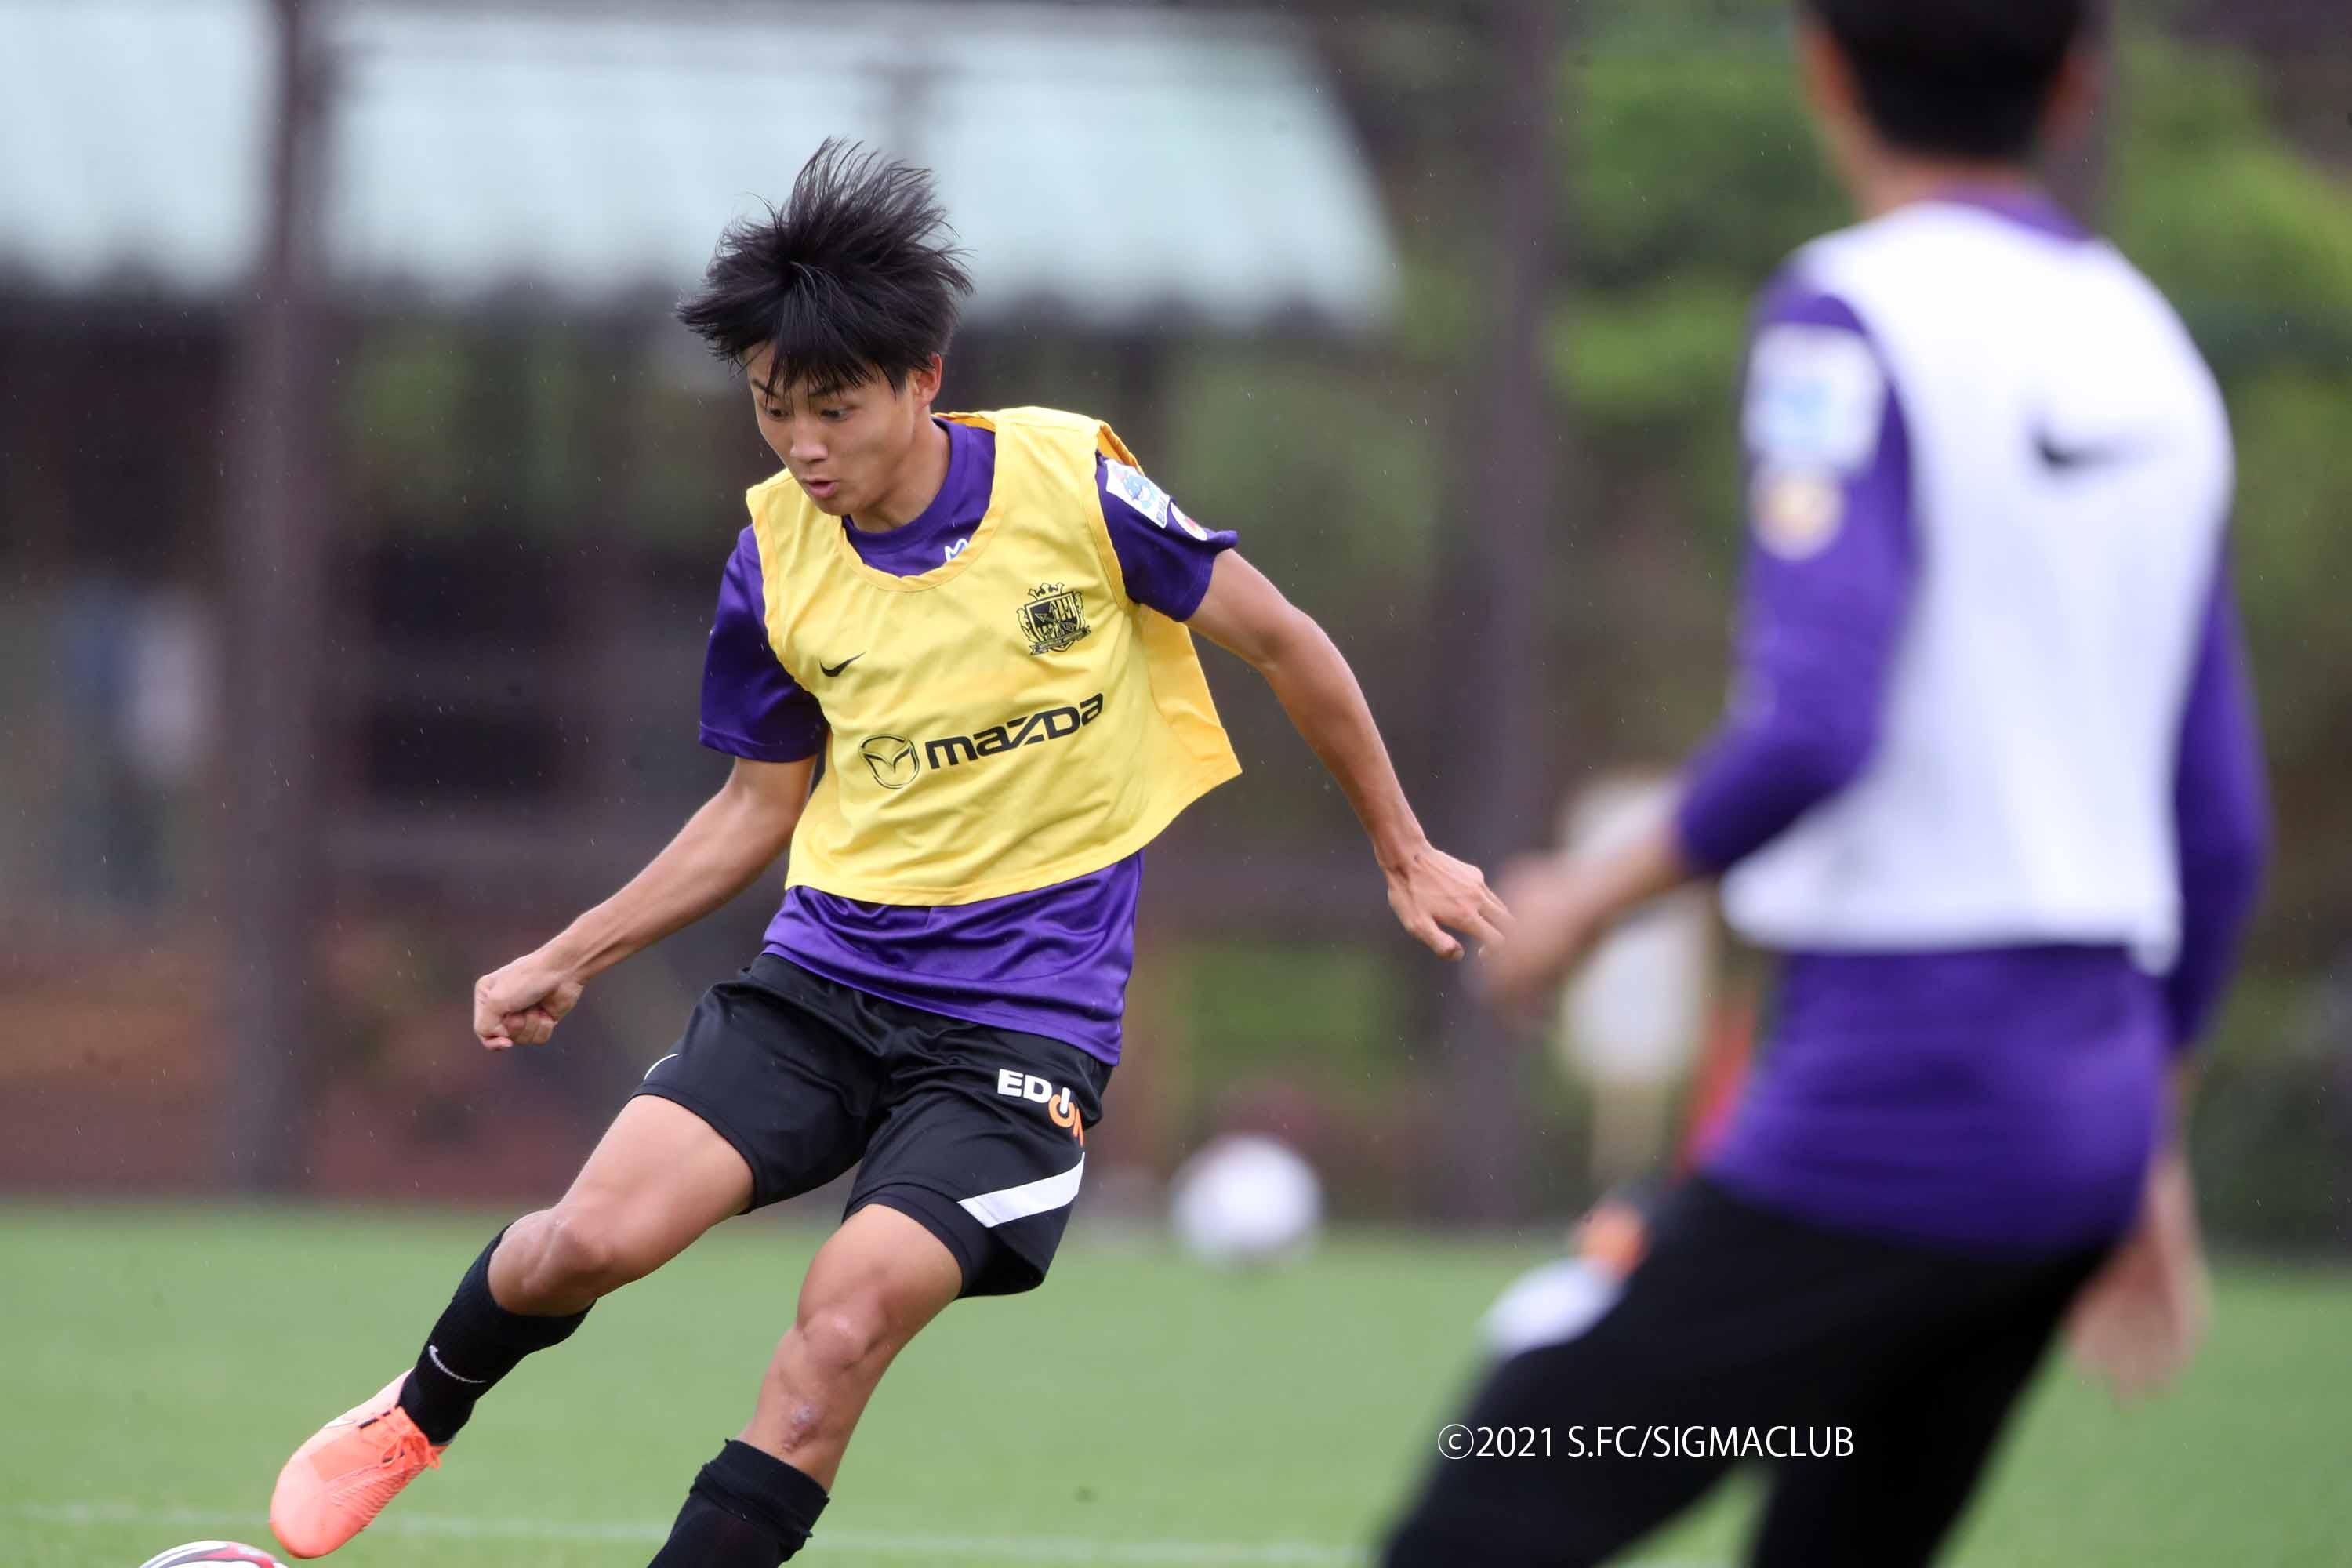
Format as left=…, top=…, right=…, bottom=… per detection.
left=220, top=0, right=330, bottom=1191
left=1425, top=0, right=1561, bottom=1225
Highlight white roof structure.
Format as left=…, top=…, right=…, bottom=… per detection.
left=0, top=0, right=1399, bottom=332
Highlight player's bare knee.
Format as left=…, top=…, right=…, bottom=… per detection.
left=527, top=1203, right=649, bottom=1300
left=789, top=1300, right=895, bottom=1378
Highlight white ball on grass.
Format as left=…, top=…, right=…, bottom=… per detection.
left=1170, top=1134, right=1324, bottom=1266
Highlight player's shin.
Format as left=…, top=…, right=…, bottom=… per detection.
left=394, top=1226, right=591, bottom=1444
left=648, top=1439, right=831, bottom=1567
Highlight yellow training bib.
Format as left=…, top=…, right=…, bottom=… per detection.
left=748, top=406, right=1241, bottom=906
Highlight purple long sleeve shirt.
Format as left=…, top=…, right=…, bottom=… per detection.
left=1676, top=192, right=2270, bottom=1253
left=699, top=418, right=1235, bottom=1065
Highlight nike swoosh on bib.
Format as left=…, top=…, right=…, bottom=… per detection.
left=2034, top=430, right=2152, bottom=471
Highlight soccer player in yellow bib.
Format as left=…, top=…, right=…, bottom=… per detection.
left=267, top=141, right=1509, bottom=1566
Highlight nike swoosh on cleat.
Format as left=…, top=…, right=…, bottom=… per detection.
left=819, top=654, right=864, bottom=677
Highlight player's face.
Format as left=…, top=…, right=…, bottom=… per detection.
left=742, top=348, right=942, bottom=518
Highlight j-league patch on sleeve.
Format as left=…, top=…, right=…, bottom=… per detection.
left=1105, top=459, right=1176, bottom=525
left=1743, top=324, right=1886, bottom=474
left=1750, top=466, right=1846, bottom=560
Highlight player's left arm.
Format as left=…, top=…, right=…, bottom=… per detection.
left=1186, top=550, right=1509, bottom=960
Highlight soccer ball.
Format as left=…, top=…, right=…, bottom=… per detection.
left=136, top=1545, right=287, bottom=1568
left=1169, top=1134, right=1323, bottom=1266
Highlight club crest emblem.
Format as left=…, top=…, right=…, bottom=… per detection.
left=1018, top=582, right=1092, bottom=655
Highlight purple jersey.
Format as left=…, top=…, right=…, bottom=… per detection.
left=699, top=418, right=1236, bottom=1063
left=1677, top=191, right=2269, bottom=1253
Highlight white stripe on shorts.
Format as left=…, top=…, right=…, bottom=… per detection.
left=958, top=1154, right=1086, bottom=1229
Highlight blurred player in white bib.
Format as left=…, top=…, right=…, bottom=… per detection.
left=1385, top=2, right=2268, bottom=1563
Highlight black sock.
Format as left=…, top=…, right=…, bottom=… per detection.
left=648, top=1440, right=830, bottom=1567
left=395, top=1227, right=590, bottom=1445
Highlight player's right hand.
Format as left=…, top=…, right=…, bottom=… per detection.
left=2065, top=1145, right=2209, bottom=1403
left=473, top=951, right=586, bottom=1050
left=1478, top=853, right=1606, bottom=1023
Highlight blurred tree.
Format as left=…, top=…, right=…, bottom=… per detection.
left=1182, top=5, right=2352, bottom=1225
left=299, top=4, right=2352, bottom=1227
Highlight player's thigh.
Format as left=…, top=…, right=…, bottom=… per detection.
left=1748, top=1248, right=2103, bottom=1568
left=491, top=1093, right=758, bottom=1306
left=786, top=1204, right=967, bottom=1365
left=1385, top=1327, right=1744, bottom=1568
left=1388, top=1181, right=1964, bottom=1568
left=847, top=1023, right=1108, bottom=1300
left=552, top=1093, right=757, bottom=1256
left=1385, top=1186, right=1826, bottom=1567
left=633, top=956, right=890, bottom=1211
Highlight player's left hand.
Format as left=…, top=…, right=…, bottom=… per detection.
left=473, top=949, right=587, bottom=1051
left=2065, top=1145, right=2210, bottom=1403
left=1384, top=841, right=1511, bottom=961
left=1478, top=853, right=1608, bottom=1022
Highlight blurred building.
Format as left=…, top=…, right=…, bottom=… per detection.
left=0, top=0, right=1401, bottom=1196
left=4, top=0, right=2344, bottom=1240
left=2, top=0, right=1398, bottom=898
left=5, top=2, right=1396, bottom=325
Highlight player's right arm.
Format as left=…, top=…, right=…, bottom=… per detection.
left=475, top=524, right=826, bottom=1050
left=474, top=753, right=816, bottom=1049
left=2067, top=557, right=2269, bottom=1399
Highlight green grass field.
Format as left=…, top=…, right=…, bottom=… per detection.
left=5, top=1204, right=2346, bottom=1567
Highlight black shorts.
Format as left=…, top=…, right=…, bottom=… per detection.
left=633, top=953, right=1110, bottom=1298
left=1384, top=1178, right=2110, bottom=1568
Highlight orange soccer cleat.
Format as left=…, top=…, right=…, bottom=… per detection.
left=268, top=1373, right=445, bottom=1558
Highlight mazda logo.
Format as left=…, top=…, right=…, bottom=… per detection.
left=860, top=735, right=919, bottom=789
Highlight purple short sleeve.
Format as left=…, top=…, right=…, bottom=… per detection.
left=1096, top=456, right=1236, bottom=621
left=1675, top=285, right=1917, bottom=873
left=699, top=526, right=826, bottom=763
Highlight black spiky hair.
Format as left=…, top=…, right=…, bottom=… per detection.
left=1802, top=0, right=2093, bottom=162
left=677, top=138, right=974, bottom=398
